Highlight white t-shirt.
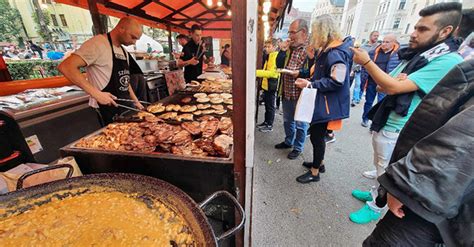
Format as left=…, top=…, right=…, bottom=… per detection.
left=74, top=34, right=129, bottom=108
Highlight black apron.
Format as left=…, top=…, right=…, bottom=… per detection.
left=97, top=33, right=132, bottom=126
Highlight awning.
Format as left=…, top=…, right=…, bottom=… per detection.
left=55, top=0, right=289, bottom=38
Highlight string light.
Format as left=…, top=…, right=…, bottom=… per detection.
left=207, top=0, right=213, bottom=7
left=217, top=0, right=223, bottom=7
left=262, top=15, right=268, bottom=22
left=263, top=0, right=271, bottom=14
left=227, top=10, right=232, bottom=16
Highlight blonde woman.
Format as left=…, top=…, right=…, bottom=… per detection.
left=294, top=15, right=353, bottom=183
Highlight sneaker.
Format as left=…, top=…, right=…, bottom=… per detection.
left=349, top=205, right=381, bottom=224
left=362, top=170, right=377, bottom=179
left=296, top=170, right=320, bottom=183
left=259, top=126, right=273, bottom=133
left=256, top=122, right=268, bottom=129
left=351, top=189, right=373, bottom=202
left=275, top=142, right=292, bottom=149
left=324, top=134, right=336, bottom=144
left=361, top=120, right=369, bottom=128
left=287, top=150, right=301, bottom=159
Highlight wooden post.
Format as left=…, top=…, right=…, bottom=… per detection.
left=167, top=25, right=173, bottom=60
left=232, top=0, right=247, bottom=246
left=87, top=0, right=106, bottom=35
left=232, top=0, right=258, bottom=246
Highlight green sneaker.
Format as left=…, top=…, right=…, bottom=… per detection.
left=349, top=205, right=381, bottom=224
left=351, top=189, right=373, bottom=202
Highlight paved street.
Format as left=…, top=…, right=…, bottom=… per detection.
left=251, top=99, right=378, bottom=246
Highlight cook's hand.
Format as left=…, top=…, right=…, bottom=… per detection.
left=387, top=193, right=405, bottom=218
left=295, top=78, right=311, bottom=89
left=350, top=47, right=371, bottom=65
left=189, top=57, right=199, bottom=66
left=396, top=73, right=408, bottom=81
left=94, top=92, right=117, bottom=106
left=134, top=101, right=145, bottom=110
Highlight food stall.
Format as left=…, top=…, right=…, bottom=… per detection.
left=0, top=0, right=290, bottom=245
left=0, top=78, right=102, bottom=168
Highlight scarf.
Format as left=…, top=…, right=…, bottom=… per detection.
left=368, top=37, right=459, bottom=132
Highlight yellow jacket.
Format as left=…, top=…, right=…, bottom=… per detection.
left=256, top=51, right=279, bottom=91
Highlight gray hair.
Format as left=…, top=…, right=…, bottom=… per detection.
left=294, top=19, right=309, bottom=33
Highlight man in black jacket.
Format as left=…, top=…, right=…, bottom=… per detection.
left=349, top=2, right=464, bottom=225
left=363, top=58, right=473, bottom=247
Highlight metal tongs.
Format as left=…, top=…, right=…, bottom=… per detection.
left=115, top=98, right=152, bottom=113
left=195, top=41, right=206, bottom=60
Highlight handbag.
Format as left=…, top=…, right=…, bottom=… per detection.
left=294, top=85, right=317, bottom=123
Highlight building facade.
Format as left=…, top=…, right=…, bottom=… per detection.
left=341, top=0, right=379, bottom=43
left=311, top=0, right=345, bottom=29
left=8, top=0, right=96, bottom=49
left=341, top=0, right=467, bottom=44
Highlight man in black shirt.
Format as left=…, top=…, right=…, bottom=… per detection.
left=179, top=25, right=207, bottom=82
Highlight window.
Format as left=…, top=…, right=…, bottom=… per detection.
left=411, top=4, right=417, bottom=15
left=399, top=0, right=406, bottom=10
left=59, top=14, right=68, bottom=27
left=51, top=14, right=59, bottom=26
left=393, top=18, right=401, bottom=29
left=405, top=23, right=410, bottom=34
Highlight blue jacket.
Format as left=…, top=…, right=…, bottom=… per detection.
left=361, top=44, right=400, bottom=84
left=310, top=38, right=353, bottom=124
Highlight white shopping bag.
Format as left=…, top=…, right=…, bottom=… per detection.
left=294, top=86, right=317, bottom=123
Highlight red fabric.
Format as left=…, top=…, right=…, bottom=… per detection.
left=55, top=0, right=287, bottom=39
left=0, top=56, right=12, bottom=82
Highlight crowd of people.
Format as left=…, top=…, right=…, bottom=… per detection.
left=1, top=40, right=68, bottom=61
left=257, top=2, right=473, bottom=246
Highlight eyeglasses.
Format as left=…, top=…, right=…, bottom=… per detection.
left=287, top=29, right=303, bottom=35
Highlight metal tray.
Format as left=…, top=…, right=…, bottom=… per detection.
left=63, top=128, right=234, bottom=164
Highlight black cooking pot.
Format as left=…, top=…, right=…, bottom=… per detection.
left=0, top=164, right=245, bottom=246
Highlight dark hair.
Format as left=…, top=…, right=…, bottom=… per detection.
left=190, top=24, right=202, bottom=33
left=223, top=44, right=230, bottom=49
left=458, top=9, right=474, bottom=39
left=419, top=2, right=462, bottom=31
left=176, top=34, right=188, bottom=40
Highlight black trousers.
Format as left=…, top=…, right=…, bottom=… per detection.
left=309, top=122, right=328, bottom=169
left=263, top=90, right=276, bottom=125
left=363, top=209, right=443, bottom=247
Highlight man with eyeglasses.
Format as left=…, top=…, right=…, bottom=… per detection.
left=273, top=19, right=309, bottom=160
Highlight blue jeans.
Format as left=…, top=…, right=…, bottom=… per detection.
left=282, top=98, right=309, bottom=152
left=352, top=71, right=362, bottom=103
left=362, top=81, right=386, bottom=122
left=263, top=90, right=276, bottom=125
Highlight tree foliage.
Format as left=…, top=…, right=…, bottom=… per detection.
left=0, top=0, right=24, bottom=43
left=32, top=8, right=52, bottom=41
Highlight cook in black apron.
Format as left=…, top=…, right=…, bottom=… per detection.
left=97, top=33, right=133, bottom=126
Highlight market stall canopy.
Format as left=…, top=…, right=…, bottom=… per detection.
left=55, top=0, right=289, bottom=38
